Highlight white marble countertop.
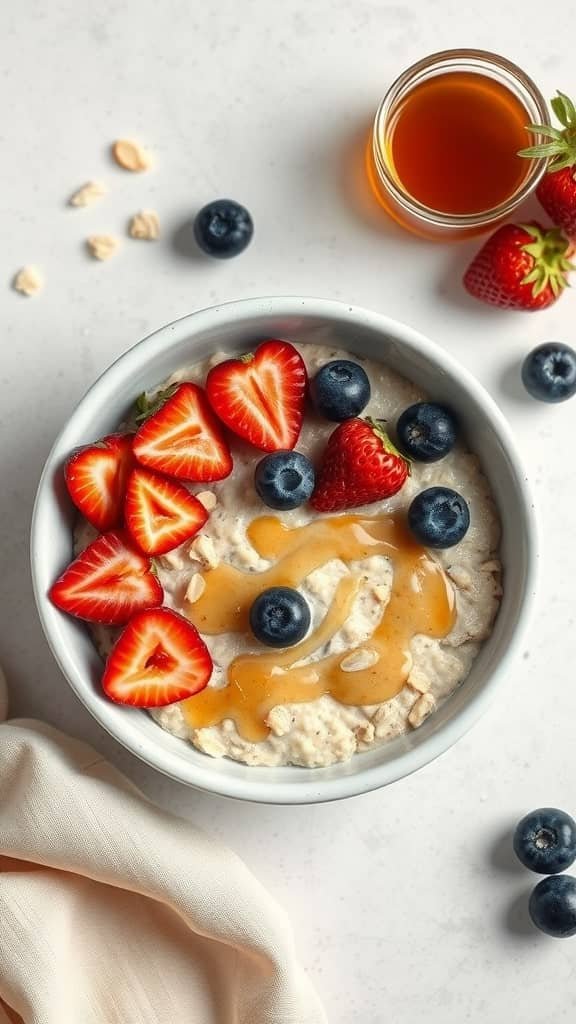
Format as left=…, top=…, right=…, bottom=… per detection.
left=2, top=1, right=576, bottom=1020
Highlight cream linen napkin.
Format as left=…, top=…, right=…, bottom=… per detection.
left=0, top=668, right=326, bottom=1024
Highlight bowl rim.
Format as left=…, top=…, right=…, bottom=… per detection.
left=31, top=296, right=538, bottom=804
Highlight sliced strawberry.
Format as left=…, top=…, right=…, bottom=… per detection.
left=206, top=339, right=307, bottom=452
left=125, top=467, right=208, bottom=556
left=133, top=383, right=232, bottom=481
left=102, top=607, right=212, bottom=707
left=65, top=433, right=136, bottom=531
left=49, top=530, right=163, bottom=625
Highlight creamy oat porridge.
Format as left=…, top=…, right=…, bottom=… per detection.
left=67, top=341, right=502, bottom=768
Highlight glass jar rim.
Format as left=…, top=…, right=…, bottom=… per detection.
left=372, top=48, right=549, bottom=229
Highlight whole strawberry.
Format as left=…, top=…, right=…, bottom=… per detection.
left=520, top=92, right=576, bottom=242
left=463, top=222, right=573, bottom=311
left=310, top=418, right=409, bottom=513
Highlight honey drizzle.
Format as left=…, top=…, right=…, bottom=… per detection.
left=183, top=514, right=455, bottom=742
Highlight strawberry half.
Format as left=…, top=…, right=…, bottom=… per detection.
left=206, top=339, right=307, bottom=452
left=49, top=530, right=163, bottom=625
left=311, top=418, right=409, bottom=512
left=65, top=433, right=135, bottom=531
left=133, top=382, right=232, bottom=482
left=102, top=607, right=212, bottom=707
left=463, top=222, right=573, bottom=311
left=125, top=467, right=208, bottom=556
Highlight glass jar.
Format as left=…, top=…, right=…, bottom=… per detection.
left=368, top=49, right=549, bottom=241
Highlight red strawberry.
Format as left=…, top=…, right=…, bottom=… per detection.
left=463, top=222, right=573, bottom=312
left=520, top=91, right=576, bottom=241
left=133, top=382, right=232, bottom=481
left=311, top=418, right=409, bottom=512
left=125, top=467, right=208, bottom=555
left=65, top=433, right=135, bottom=531
left=206, top=339, right=307, bottom=452
left=49, top=530, right=163, bottom=625
left=102, top=607, right=212, bottom=707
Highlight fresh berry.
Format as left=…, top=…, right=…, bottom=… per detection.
left=396, top=402, right=456, bottom=462
left=463, top=222, right=573, bottom=311
left=520, top=91, right=576, bottom=241
left=310, top=360, right=371, bottom=421
left=133, top=382, right=232, bottom=482
left=521, top=342, right=576, bottom=403
left=529, top=875, right=576, bottom=938
left=249, top=587, right=311, bottom=648
left=65, top=433, right=135, bottom=531
left=513, top=808, right=576, bottom=874
left=102, top=607, right=212, bottom=707
left=206, top=340, right=307, bottom=452
left=407, top=487, right=470, bottom=549
left=125, top=467, right=208, bottom=555
left=49, top=530, right=163, bottom=625
left=310, top=418, right=409, bottom=513
left=254, top=450, right=315, bottom=510
left=193, top=199, right=254, bottom=259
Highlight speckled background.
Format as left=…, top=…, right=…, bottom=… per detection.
left=2, top=1, right=576, bottom=1020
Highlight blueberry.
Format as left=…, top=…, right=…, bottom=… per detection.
left=254, top=450, right=315, bottom=510
left=249, top=587, right=311, bottom=648
left=529, top=875, right=576, bottom=938
left=193, top=199, right=253, bottom=259
left=521, top=342, right=576, bottom=403
left=396, top=402, right=457, bottom=462
left=513, top=808, right=576, bottom=874
left=310, top=360, right=371, bottom=421
left=408, top=487, right=470, bottom=549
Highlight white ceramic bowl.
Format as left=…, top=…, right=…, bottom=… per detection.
left=31, top=297, right=537, bottom=804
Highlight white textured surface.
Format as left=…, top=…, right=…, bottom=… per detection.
left=1, top=2, right=576, bottom=1021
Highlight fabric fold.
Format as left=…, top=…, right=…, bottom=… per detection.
left=0, top=667, right=325, bottom=1024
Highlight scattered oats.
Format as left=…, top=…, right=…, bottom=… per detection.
left=372, top=703, right=402, bottom=740
left=189, top=533, right=219, bottom=569
left=112, top=138, right=153, bottom=172
left=185, top=573, right=206, bottom=604
left=13, top=265, right=43, bottom=296
left=68, top=180, right=106, bottom=207
left=408, top=692, right=436, bottom=729
left=355, top=721, right=375, bottom=746
left=407, top=664, right=431, bottom=694
left=86, top=234, right=119, bottom=261
left=158, top=548, right=186, bottom=570
left=446, top=565, right=472, bottom=591
left=191, top=730, right=227, bottom=758
left=266, top=706, right=292, bottom=737
left=128, top=209, right=160, bottom=240
left=195, top=490, right=217, bottom=511
left=340, top=647, right=380, bottom=672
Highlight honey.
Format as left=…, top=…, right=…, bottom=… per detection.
left=385, top=72, right=530, bottom=215
left=183, top=514, right=455, bottom=742
left=369, top=50, right=548, bottom=240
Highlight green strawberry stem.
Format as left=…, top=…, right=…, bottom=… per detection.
left=519, top=91, right=576, bottom=172
left=519, top=223, right=574, bottom=297
left=365, top=417, right=411, bottom=472
left=132, top=383, right=180, bottom=424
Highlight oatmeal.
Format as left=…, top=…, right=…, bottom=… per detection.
left=76, top=342, right=502, bottom=768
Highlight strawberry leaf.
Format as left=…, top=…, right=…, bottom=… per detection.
left=132, top=384, right=181, bottom=424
